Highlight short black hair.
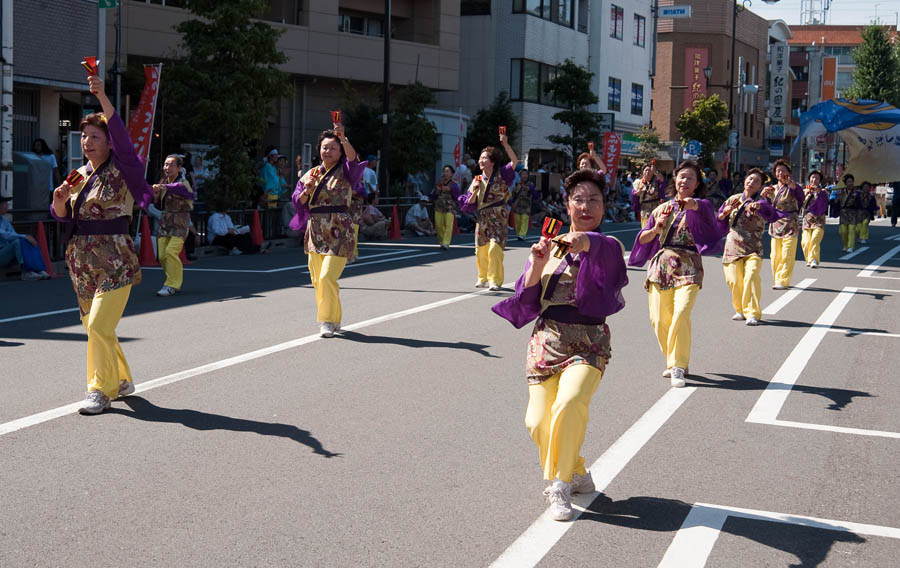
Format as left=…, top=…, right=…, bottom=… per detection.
left=564, top=168, right=606, bottom=195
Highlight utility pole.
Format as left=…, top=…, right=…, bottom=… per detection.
left=0, top=0, right=13, bottom=201
left=114, top=1, right=122, bottom=114
left=379, top=0, right=391, bottom=196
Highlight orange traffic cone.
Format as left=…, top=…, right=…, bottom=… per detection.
left=35, top=221, right=57, bottom=278
left=138, top=215, right=159, bottom=266
left=250, top=209, right=264, bottom=246
left=389, top=205, right=403, bottom=240
left=452, top=215, right=460, bottom=235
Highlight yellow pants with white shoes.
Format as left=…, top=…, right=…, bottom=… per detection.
left=79, top=284, right=133, bottom=400
left=770, top=236, right=798, bottom=287
left=157, top=236, right=184, bottom=289
left=801, top=227, right=824, bottom=265
left=308, top=252, right=347, bottom=324
left=475, top=240, right=504, bottom=285
left=723, top=255, right=762, bottom=320
left=434, top=210, right=454, bottom=247
left=648, top=283, right=699, bottom=370
left=514, top=213, right=530, bottom=238
left=525, top=364, right=602, bottom=483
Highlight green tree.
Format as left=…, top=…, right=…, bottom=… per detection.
left=844, top=25, right=900, bottom=107
left=543, top=59, right=602, bottom=164
left=388, top=82, right=440, bottom=196
left=163, top=0, right=291, bottom=204
left=465, top=91, right=519, bottom=163
left=341, top=81, right=383, bottom=160
left=634, top=124, right=662, bottom=170
left=675, top=94, right=729, bottom=167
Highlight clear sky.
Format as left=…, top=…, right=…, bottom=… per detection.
left=748, top=0, right=900, bottom=27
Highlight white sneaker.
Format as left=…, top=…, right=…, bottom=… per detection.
left=859, top=239, right=867, bottom=244
left=810, top=260, right=819, bottom=268
left=116, top=380, right=135, bottom=399
left=772, top=284, right=788, bottom=290
left=230, top=247, right=243, bottom=256
left=732, top=312, right=745, bottom=321
left=746, top=317, right=760, bottom=326
left=489, top=282, right=502, bottom=291
left=670, top=367, right=686, bottom=388
left=78, top=390, right=110, bottom=415
left=847, top=247, right=854, bottom=253
left=157, top=285, right=178, bottom=297
left=543, top=480, right=574, bottom=521
left=663, top=366, right=687, bottom=378
left=21, top=271, right=42, bottom=281
left=38, top=270, right=51, bottom=279
left=570, top=471, right=595, bottom=495
left=319, top=322, right=335, bottom=338
left=475, top=279, right=488, bottom=288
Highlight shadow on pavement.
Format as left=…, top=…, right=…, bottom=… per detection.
left=110, top=396, right=342, bottom=458
left=762, top=320, right=890, bottom=335
left=580, top=494, right=865, bottom=567
left=688, top=373, right=873, bottom=411
left=337, top=330, right=499, bottom=358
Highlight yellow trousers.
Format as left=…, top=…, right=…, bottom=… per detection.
left=514, top=213, right=530, bottom=238
left=648, top=283, right=699, bottom=370
left=723, top=256, right=762, bottom=320
left=157, top=236, right=184, bottom=289
left=434, top=210, right=454, bottom=247
left=770, top=236, right=798, bottom=287
left=839, top=223, right=857, bottom=250
left=525, top=364, right=603, bottom=483
left=79, top=284, right=133, bottom=400
left=801, top=227, right=824, bottom=264
left=308, top=251, right=347, bottom=324
left=475, top=241, right=504, bottom=285
left=858, top=219, right=870, bottom=241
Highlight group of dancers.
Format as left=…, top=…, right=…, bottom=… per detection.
left=51, top=74, right=872, bottom=524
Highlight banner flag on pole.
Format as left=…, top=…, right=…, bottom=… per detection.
left=126, top=64, right=162, bottom=177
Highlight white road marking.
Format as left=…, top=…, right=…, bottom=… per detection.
left=658, top=502, right=900, bottom=567
left=490, top=387, right=696, bottom=568
left=826, top=328, right=900, bottom=339
left=0, top=307, right=80, bottom=325
left=748, top=287, right=900, bottom=438
left=761, top=278, right=816, bottom=315
left=144, top=249, right=417, bottom=274
left=858, top=244, right=900, bottom=279
left=0, top=279, right=514, bottom=437
left=839, top=247, right=870, bottom=260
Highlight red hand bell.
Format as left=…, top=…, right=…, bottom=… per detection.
left=81, top=56, right=99, bottom=76
left=331, top=110, right=342, bottom=124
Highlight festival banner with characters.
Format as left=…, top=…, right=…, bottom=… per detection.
left=127, top=64, right=162, bottom=174
left=793, top=98, right=900, bottom=183
left=683, top=47, right=708, bottom=112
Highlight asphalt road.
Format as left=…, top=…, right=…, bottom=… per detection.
left=2, top=218, right=899, bottom=567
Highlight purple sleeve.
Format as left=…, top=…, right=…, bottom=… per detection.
left=451, top=182, right=461, bottom=200
left=163, top=182, right=194, bottom=200
left=574, top=233, right=628, bottom=319
left=491, top=260, right=543, bottom=328
left=289, top=178, right=310, bottom=232
left=685, top=199, right=723, bottom=255
left=500, top=162, right=516, bottom=187
left=458, top=181, right=477, bottom=214
left=630, top=190, right=641, bottom=214
left=107, top=111, right=153, bottom=210
left=756, top=199, right=780, bottom=222
left=529, top=183, right=540, bottom=202
left=50, top=202, right=73, bottom=223
left=343, top=158, right=366, bottom=189
left=791, top=185, right=806, bottom=208
left=353, top=161, right=368, bottom=197
left=714, top=200, right=731, bottom=237
left=628, top=214, right=661, bottom=266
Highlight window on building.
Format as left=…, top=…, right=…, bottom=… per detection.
left=577, top=0, right=589, bottom=33
left=461, top=0, right=491, bottom=15
left=133, top=0, right=186, bottom=5
left=631, top=83, right=644, bottom=116
left=608, top=77, right=622, bottom=111
left=511, top=58, right=560, bottom=106
left=633, top=14, right=645, bottom=47
left=261, top=0, right=307, bottom=26
left=513, top=0, right=575, bottom=28
left=610, top=5, right=624, bottom=40
left=339, top=11, right=384, bottom=37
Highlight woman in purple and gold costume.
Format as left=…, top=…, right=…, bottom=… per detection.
left=492, top=169, right=628, bottom=522
left=50, top=75, right=154, bottom=415
left=800, top=170, right=828, bottom=268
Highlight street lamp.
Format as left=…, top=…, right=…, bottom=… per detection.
left=703, top=66, right=730, bottom=90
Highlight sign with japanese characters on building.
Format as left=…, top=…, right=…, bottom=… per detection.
left=683, top=47, right=709, bottom=113
left=769, top=40, right=788, bottom=124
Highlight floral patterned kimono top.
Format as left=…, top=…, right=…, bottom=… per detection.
left=157, top=179, right=194, bottom=239
left=718, top=193, right=778, bottom=264
left=511, top=180, right=537, bottom=215
left=492, top=232, right=628, bottom=385
left=801, top=187, right=828, bottom=230
left=767, top=182, right=804, bottom=239
left=631, top=178, right=662, bottom=226
left=430, top=180, right=460, bottom=213
left=51, top=112, right=153, bottom=315
left=290, top=157, right=366, bottom=258
left=838, top=187, right=864, bottom=225
left=459, top=163, right=515, bottom=247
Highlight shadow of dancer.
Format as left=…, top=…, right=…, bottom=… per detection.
left=338, top=331, right=499, bottom=358
left=111, top=396, right=341, bottom=458
left=689, top=373, right=873, bottom=411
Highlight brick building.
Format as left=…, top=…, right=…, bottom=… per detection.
left=651, top=0, right=769, bottom=171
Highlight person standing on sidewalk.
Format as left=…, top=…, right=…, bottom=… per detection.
left=50, top=75, right=153, bottom=415
left=153, top=155, right=194, bottom=297
left=492, top=169, right=628, bottom=522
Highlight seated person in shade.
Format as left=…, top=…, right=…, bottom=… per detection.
left=360, top=193, right=388, bottom=240
left=404, top=195, right=436, bottom=236
left=207, top=200, right=269, bottom=255
left=0, top=196, right=50, bottom=280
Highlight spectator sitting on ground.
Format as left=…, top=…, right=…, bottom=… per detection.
left=360, top=193, right=388, bottom=240
left=0, top=196, right=50, bottom=280
left=207, top=200, right=269, bottom=255
left=405, top=195, right=437, bottom=236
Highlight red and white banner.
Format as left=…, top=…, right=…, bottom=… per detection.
left=601, top=131, right=623, bottom=175
left=126, top=64, right=162, bottom=174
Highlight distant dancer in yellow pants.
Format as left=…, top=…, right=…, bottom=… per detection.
left=152, top=154, right=194, bottom=297
left=763, top=159, right=804, bottom=289
left=800, top=171, right=828, bottom=268
left=510, top=168, right=538, bottom=240
left=430, top=165, right=460, bottom=250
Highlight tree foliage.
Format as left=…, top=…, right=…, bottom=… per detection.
left=388, top=82, right=440, bottom=195
left=341, top=81, right=384, bottom=162
left=543, top=59, right=602, bottom=165
left=844, top=25, right=900, bottom=107
left=675, top=95, right=729, bottom=167
left=465, top=91, right=519, bottom=163
left=634, top=124, right=662, bottom=170
left=162, top=0, right=291, bottom=204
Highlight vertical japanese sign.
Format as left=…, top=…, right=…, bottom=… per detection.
left=601, top=132, right=623, bottom=175
left=822, top=56, right=837, bottom=101
left=768, top=41, right=788, bottom=123
left=126, top=64, right=162, bottom=174
left=683, top=47, right=709, bottom=112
